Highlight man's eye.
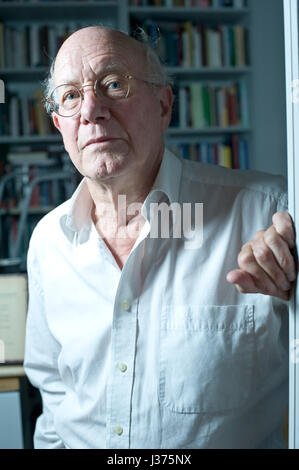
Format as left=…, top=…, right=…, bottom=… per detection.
left=107, top=80, right=123, bottom=90
left=63, top=90, right=80, bottom=102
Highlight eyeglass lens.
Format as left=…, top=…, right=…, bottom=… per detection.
left=51, top=73, right=131, bottom=116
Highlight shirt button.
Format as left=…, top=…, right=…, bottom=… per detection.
left=121, top=300, right=131, bottom=311
left=118, top=362, right=127, bottom=373
left=113, top=425, right=123, bottom=436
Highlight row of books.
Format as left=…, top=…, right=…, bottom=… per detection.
left=0, top=20, right=247, bottom=70
left=171, top=81, right=249, bottom=129
left=169, top=134, right=249, bottom=169
left=144, top=21, right=247, bottom=68
left=0, top=22, right=85, bottom=69
left=129, top=0, right=246, bottom=7
left=0, top=0, right=116, bottom=3
left=1, top=148, right=80, bottom=208
left=0, top=80, right=248, bottom=136
left=0, top=150, right=78, bottom=262
left=0, top=91, right=55, bottom=137
left=2, top=151, right=63, bottom=209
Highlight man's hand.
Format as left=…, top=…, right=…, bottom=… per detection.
left=226, top=212, right=297, bottom=300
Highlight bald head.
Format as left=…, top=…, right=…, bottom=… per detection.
left=44, top=26, right=170, bottom=112
left=56, top=26, right=146, bottom=64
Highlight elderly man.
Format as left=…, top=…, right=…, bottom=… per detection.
left=24, top=26, right=296, bottom=449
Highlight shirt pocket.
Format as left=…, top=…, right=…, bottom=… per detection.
left=159, top=304, right=255, bottom=413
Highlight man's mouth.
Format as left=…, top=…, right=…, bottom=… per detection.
left=83, top=137, right=117, bottom=149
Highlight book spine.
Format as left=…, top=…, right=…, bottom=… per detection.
left=239, top=138, right=249, bottom=169
left=9, top=96, right=20, bottom=137
left=0, top=23, right=4, bottom=68
left=179, top=86, right=188, bottom=128
left=232, top=133, right=239, bottom=168
left=239, top=80, right=249, bottom=126
left=30, top=24, right=40, bottom=67
left=189, top=83, right=204, bottom=127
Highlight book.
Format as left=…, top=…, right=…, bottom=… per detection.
left=182, top=21, right=193, bottom=67
left=234, top=25, right=246, bottom=66
left=232, top=133, right=239, bottom=168
left=0, top=23, right=5, bottom=68
left=189, top=83, right=204, bottom=127
left=7, top=151, right=49, bottom=166
left=192, top=26, right=202, bottom=67
left=202, top=85, right=211, bottom=126
left=0, top=274, right=27, bottom=365
left=239, top=138, right=249, bottom=169
left=179, top=86, right=189, bottom=127
left=9, top=96, right=20, bottom=137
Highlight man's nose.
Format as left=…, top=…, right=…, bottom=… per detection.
left=80, top=87, right=111, bottom=124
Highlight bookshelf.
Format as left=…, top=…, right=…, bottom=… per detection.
left=128, top=1, right=251, bottom=167
left=0, top=0, right=287, bottom=265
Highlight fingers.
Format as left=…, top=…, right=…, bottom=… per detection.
left=226, top=268, right=289, bottom=300
left=252, top=226, right=296, bottom=285
left=272, top=212, right=295, bottom=248
left=226, top=267, right=289, bottom=301
left=226, top=269, right=260, bottom=294
left=227, top=212, right=297, bottom=300
left=237, top=242, right=290, bottom=299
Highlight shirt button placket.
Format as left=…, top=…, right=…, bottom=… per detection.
left=108, top=294, right=137, bottom=448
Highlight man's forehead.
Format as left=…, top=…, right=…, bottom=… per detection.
left=54, top=28, right=146, bottom=82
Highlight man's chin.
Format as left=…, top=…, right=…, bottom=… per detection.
left=87, top=154, right=128, bottom=181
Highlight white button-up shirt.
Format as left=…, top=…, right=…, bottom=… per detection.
left=24, top=148, right=289, bottom=449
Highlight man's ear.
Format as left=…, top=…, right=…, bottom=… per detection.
left=52, top=113, right=61, bottom=132
left=159, top=85, right=173, bottom=132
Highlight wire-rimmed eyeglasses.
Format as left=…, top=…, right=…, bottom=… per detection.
left=46, top=72, right=165, bottom=118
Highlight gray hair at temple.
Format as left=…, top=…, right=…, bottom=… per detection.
left=43, top=26, right=173, bottom=115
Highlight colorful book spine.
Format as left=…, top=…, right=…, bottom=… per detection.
left=169, top=135, right=248, bottom=169
left=140, top=20, right=247, bottom=68
left=176, top=80, right=248, bottom=129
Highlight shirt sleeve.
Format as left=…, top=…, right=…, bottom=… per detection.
left=24, top=238, right=66, bottom=449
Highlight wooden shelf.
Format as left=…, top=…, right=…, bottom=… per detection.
left=166, top=126, right=251, bottom=137
left=0, top=366, right=25, bottom=379
left=167, top=66, right=251, bottom=79
left=0, top=1, right=118, bottom=21
left=0, top=67, right=49, bottom=82
left=0, top=135, right=62, bottom=145
left=0, top=206, right=55, bottom=217
left=129, top=6, right=250, bottom=22
left=0, top=128, right=250, bottom=144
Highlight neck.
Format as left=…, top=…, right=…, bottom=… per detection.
left=87, top=151, right=163, bottom=236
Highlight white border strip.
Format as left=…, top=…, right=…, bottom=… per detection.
left=284, top=0, right=299, bottom=449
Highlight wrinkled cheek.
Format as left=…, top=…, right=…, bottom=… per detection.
left=61, top=132, right=81, bottom=165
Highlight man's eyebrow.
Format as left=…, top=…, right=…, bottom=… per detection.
left=95, top=63, right=129, bottom=76
left=57, top=63, right=129, bottom=86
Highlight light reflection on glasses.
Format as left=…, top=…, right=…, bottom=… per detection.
left=46, top=72, right=165, bottom=117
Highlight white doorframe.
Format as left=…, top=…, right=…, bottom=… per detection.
left=284, top=0, right=299, bottom=449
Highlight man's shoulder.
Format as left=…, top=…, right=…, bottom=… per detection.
left=30, top=198, right=72, bottom=242
left=180, top=158, right=287, bottom=199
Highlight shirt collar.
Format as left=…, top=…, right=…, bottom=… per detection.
left=64, top=147, right=182, bottom=234
left=150, top=147, right=182, bottom=205
left=141, top=147, right=182, bottom=221
left=64, top=178, right=93, bottom=233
